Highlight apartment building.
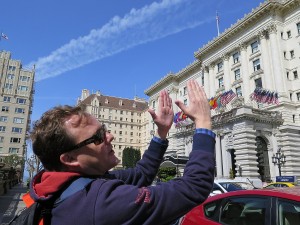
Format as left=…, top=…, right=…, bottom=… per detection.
left=145, top=0, right=300, bottom=182
left=0, top=51, right=35, bottom=163
left=77, top=89, right=150, bottom=168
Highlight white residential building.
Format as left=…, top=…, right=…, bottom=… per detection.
left=0, top=51, right=35, bottom=164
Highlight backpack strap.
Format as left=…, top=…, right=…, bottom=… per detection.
left=42, top=177, right=95, bottom=225
left=55, top=177, right=95, bottom=205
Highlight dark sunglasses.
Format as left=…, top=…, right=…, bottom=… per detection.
left=67, top=124, right=107, bottom=152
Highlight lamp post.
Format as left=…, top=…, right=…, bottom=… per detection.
left=272, top=148, right=286, bottom=176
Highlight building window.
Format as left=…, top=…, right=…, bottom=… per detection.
left=8, top=66, right=16, bottom=71
left=7, top=74, right=15, bottom=79
left=217, top=62, right=223, bottom=72
left=15, top=108, right=25, bottom=114
left=13, top=117, right=24, bottom=124
left=18, top=85, right=29, bottom=91
left=294, top=71, right=298, bottom=79
left=10, top=137, right=21, bottom=143
left=201, top=75, right=204, bottom=86
left=255, top=78, right=263, bottom=88
left=290, top=50, right=295, bottom=59
left=297, top=23, right=300, bottom=35
left=2, top=106, right=9, bottom=112
left=234, top=69, right=241, bottom=80
left=19, top=76, right=30, bottom=82
left=218, top=77, right=224, bottom=88
left=4, top=83, right=13, bottom=89
left=0, top=136, right=4, bottom=143
left=253, top=59, right=261, bottom=71
left=0, top=126, right=6, bottom=132
left=284, top=51, right=286, bottom=59
left=152, top=101, right=156, bottom=108
left=130, top=132, right=133, bottom=136
left=0, top=116, right=8, bottom=122
left=17, top=98, right=26, bottom=104
left=287, top=30, right=291, bottom=38
left=119, top=131, right=122, bottom=135
left=236, top=86, right=242, bottom=97
left=183, top=86, right=187, bottom=95
left=3, top=96, right=11, bottom=102
left=9, top=147, right=19, bottom=154
left=232, top=52, right=240, bottom=63
left=12, top=127, right=22, bottom=133
left=297, top=92, right=300, bottom=101
left=251, top=41, right=259, bottom=53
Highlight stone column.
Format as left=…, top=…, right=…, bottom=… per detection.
left=209, top=63, right=216, bottom=96
left=203, top=66, right=210, bottom=95
left=239, top=43, right=251, bottom=103
left=258, top=30, right=274, bottom=90
left=268, top=24, right=287, bottom=99
left=233, top=121, right=259, bottom=178
left=223, top=54, right=231, bottom=90
left=215, top=134, right=223, bottom=178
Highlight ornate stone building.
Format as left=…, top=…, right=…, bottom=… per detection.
left=0, top=51, right=35, bottom=163
left=145, top=0, right=300, bottom=182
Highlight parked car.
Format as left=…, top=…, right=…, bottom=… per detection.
left=210, top=179, right=256, bottom=196
left=264, top=182, right=295, bottom=189
left=180, top=186, right=300, bottom=225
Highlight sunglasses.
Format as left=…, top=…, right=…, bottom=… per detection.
left=67, top=124, right=107, bottom=152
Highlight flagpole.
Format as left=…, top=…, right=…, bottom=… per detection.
left=216, top=11, right=220, bottom=36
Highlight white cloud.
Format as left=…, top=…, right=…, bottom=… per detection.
left=27, top=0, right=213, bottom=81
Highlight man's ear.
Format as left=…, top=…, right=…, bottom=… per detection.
left=60, top=153, right=80, bottom=168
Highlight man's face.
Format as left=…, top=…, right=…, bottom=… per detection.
left=63, top=114, right=119, bottom=175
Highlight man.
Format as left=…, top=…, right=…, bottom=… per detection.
left=26, top=80, right=215, bottom=225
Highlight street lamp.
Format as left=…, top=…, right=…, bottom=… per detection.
left=272, top=148, right=286, bottom=176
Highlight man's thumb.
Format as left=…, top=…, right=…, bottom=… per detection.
left=175, top=100, right=186, bottom=112
left=148, top=109, right=157, bottom=120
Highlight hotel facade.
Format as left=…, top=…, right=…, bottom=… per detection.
left=145, top=0, right=300, bottom=182
left=0, top=51, right=35, bottom=165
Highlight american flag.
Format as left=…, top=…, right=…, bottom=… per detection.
left=1, top=32, right=8, bottom=40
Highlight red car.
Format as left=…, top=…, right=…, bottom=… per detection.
left=180, top=186, right=300, bottom=225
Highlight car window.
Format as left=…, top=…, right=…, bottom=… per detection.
left=220, top=197, right=268, bottom=225
left=204, top=199, right=223, bottom=220
left=219, top=182, right=245, bottom=192
left=278, top=199, right=300, bottom=225
left=212, top=183, right=224, bottom=193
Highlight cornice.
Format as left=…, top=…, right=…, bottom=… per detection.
left=144, top=60, right=201, bottom=96
left=194, top=0, right=297, bottom=60
left=212, top=106, right=284, bottom=129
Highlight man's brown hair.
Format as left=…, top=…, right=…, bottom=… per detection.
left=30, top=105, right=87, bottom=171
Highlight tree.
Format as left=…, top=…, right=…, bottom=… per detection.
left=2, top=154, right=24, bottom=168
left=158, top=167, right=176, bottom=182
left=122, top=147, right=141, bottom=168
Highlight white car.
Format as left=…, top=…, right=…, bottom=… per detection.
left=210, top=179, right=257, bottom=196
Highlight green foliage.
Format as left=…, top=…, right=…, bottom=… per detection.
left=229, top=168, right=235, bottom=179
left=158, top=167, right=176, bottom=182
left=122, top=147, right=141, bottom=169
left=3, top=154, right=24, bottom=168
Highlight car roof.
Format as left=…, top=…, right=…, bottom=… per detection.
left=206, top=186, right=300, bottom=202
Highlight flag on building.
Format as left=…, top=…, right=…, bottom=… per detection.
left=1, top=32, right=8, bottom=40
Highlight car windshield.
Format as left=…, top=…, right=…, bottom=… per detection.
left=219, top=182, right=248, bottom=192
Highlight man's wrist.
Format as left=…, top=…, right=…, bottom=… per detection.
left=155, top=130, right=167, bottom=140
left=195, top=128, right=216, bottom=138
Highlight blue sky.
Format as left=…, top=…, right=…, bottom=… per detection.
left=1, top=0, right=264, bottom=123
